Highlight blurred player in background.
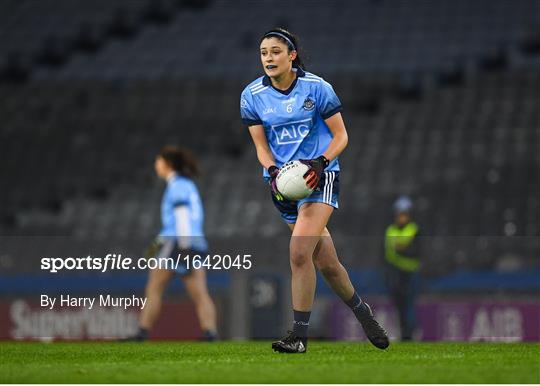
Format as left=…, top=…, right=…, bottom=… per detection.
left=241, top=28, right=389, bottom=353
left=384, top=195, right=421, bottom=340
left=126, top=146, right=218, bottom=341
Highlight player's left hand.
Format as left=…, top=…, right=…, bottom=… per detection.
left=300, top=155, right=329, bottom=190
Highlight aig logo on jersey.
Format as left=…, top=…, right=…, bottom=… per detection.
left=302, top=98, right=315, bottom=111
left=271, top=118, right=312, bottom=145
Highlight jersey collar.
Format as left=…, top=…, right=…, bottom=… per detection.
left=262, top=67, right=305, bottom=95
left=166, top=172, right=178, bottom=184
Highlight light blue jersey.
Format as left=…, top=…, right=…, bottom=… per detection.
left=240, top=68, right=342, bottom=177
left=159, top=174, right=208, bottom=253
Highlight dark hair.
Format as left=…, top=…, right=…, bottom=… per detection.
left=158, top=146, right=200, bottom=178
left=260, top=27, right=305, bottom=70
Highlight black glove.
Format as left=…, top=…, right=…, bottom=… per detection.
left=300, top=155, right=329, bottom=190
left=268, top=165, right=284, bottom=201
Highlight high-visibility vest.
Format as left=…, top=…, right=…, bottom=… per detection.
left=384, top=222, right=420, bottom=272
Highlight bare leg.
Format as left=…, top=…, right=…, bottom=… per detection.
left=139, top=268, right=175, bottom=329
left=287, top=222, right=354, bottom=303
left=287, top=209, right=389, bottom=349
left=182, top=268, right=217, bottom=334
left=312, top=228, right=355, bottom=302
left=289, top=203, right=334, bottom=311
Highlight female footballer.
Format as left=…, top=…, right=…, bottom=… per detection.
left=241, top=28, right=389, bottom=353
left=127, top=146, right=218, bottom=341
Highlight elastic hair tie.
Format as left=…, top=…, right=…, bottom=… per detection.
left=263, top=32, right=296, bottom=51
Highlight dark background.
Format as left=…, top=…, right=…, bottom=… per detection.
left=0, top=0, right=539, bottom=339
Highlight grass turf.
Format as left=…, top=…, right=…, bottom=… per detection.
left=0, top=341, right=539, bottom=383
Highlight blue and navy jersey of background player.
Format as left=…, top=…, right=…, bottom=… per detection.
left=159, top=173, right=208, bottom=252
left=240, top=68, right=343, bottom=177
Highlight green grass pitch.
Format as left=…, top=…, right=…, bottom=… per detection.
left=1, top=341, right=539, bottom=383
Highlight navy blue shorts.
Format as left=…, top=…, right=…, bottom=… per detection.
left=269, top=171, right=339, bottom=224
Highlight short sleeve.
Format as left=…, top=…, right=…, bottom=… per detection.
left=169, top=180, right=189, bottom=207
left=240, top=88, right=262, bottom=126
left=316, top=80, right=343, bottom=120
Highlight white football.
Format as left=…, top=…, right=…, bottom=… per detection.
left=276, top=160, right=314, bottom=201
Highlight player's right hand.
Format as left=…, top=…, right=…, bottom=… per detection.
left=268, top=165, right=284, bottom=201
